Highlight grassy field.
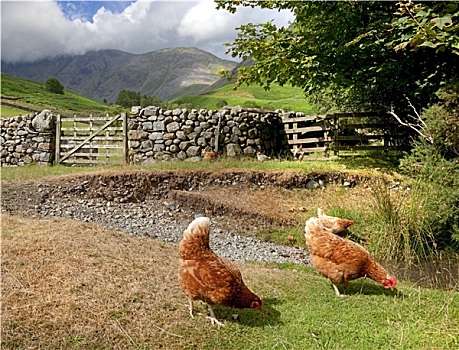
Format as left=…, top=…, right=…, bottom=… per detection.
left=2, top=214, right=458, bottom=349
left=1, top=73, right=108, bottom=117
left=171, top=83, right=326, bottom=114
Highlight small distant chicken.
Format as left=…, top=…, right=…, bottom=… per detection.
left=256, top=151, right=271, bottom=162
left=178, top=217, right=263, bottom=326
left=293, top=145, right=304, bottom=161
left=317, top=207, right=354, bottom=234
left=304, top=217, right=397, bottom=297
left=203, top=151, right=219, bottom=160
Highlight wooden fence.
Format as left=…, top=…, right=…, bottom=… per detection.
left=283, top=112, right=411, bottom=156
left=55, top=113, right=128, bottom=166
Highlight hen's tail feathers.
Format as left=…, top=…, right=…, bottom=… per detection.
left=317, top=208, right=325, bottom=218
left=182, top=216, right=211, bottom=242
left=304, top=217, right=326, bottom=234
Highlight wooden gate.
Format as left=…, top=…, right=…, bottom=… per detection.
left=282, top=112, right=411, bottom=156
left=55, top=113, right=128, bottom=166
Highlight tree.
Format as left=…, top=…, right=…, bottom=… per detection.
left=216, top=1, right=459, bottom=113
left=45, top=78, right=64, bottom=94
left=115, top=90, right=162, bottom=108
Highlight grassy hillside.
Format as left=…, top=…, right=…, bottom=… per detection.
left=172, top=83, right=329, bottom=114
left=1, top=73, right=108, bottom=117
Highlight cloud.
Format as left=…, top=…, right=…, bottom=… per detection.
left=1, top=0, right=294, bottom=63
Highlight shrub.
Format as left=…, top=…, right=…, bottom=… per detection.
left=216, top=99, right=228, bottom=108
left=382, top=83, right=459, bottom=258
left=242, top=100, right=261, bottom=109
left=45, top=78, right=64, bottom=94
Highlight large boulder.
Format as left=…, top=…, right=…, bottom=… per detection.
left=31, top=110, right=55, bottom=132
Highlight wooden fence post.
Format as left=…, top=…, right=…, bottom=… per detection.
left=122, top=113, right=128, bottom=165
left=55, top=114, right=61, bottom=165
left=333, top=113, right=339, bottom=156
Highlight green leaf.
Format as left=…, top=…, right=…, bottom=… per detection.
left=434, top=16, right=452, bottom=30
left=419, top=41, right=438, bottom=48
left=445, top=3, right=458, bottom=13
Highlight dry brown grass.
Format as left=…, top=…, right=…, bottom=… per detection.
left=1, top=214, right=281, bottom=349
left=1, top=214, right=190, bottom=349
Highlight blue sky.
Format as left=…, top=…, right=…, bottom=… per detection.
left=1, top=1, right=294, bottom=63
left=57, top=1, right=133, bottom=23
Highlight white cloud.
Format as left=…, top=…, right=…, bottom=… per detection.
left=1, top=0, right=294, bottom=63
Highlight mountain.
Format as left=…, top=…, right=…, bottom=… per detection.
left=1, top=48, right=237, bottom=103
left=202, top=57, right=253, bottom=93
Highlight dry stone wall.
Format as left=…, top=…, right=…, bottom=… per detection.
left=128, top=105, right=290, bottom=164
left=1, top=106, right=291, bottom=166
left=1, top=110, right=56, bottom=166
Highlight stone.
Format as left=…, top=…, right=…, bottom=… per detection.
left=166, top=122, right=180, bottom=133
left=169, top=144, right=179, bottom=153
left=31, top=110, right=54, bottom=132
left=243, top=146, right=257, bottom=155
left=196, top=137, right=207, bottom=147
left=306, top=180, right=320, bottom=189
left=128, top=130, right=148, bottom=140
left=141, top=141, right=153, bottom=151
left=186, top=146, right=201, bottom=157
left=148, top=132, right=164, bottom=141
left=177, top=151, right=187, bottom=160
left=131, top=106, right=142, bottom=115
left=142, top=106, right=159, bottom=116
left=226, top=143, right=242, bottom=157
left=179, top=141, right=191, bottom=151
left=181, top=125, right=194, bottom=134
left=176, top=131, right=187, bottom=141
left=142, top=121, right=153, bottom=131
left=153, top=121, right=165, bottom=131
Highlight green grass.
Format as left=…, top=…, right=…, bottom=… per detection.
left=0, top=105, right=29, bottom=118
left=1, top=73, right=108, bottom=117
left=0, top=154, right=400, bottom=182
left=192, top=263, right=458, bottom=350
left=172, top=83, right=325, bottom=114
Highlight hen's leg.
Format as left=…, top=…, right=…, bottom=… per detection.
left=332, top=283, right=343, bottom=297
left=206, top=304, right=225, bottom=327
left=188, top=298, right=194, bottom=318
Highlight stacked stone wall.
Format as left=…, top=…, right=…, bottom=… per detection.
left=128, top=105, right=289, bottom=164
left=1, top=106, right=291, bottom=166
left=1, top=110, right=55, bottom=166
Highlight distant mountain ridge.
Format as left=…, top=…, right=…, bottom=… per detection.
left=1, top=48, right=237, bottom=103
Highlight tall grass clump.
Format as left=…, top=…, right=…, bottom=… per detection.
left=371, top=83, right=459, bottom=262
left=369, top=179, right=438, bottom=263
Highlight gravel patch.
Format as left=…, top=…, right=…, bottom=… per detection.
left=2, top=182, right=310, bottom=266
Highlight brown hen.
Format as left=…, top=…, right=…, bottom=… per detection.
left=178, top=216, right=263, bottom=326
left=304, top=217, right=397, bottom=297
left=317, top=207, right=354, bottom=234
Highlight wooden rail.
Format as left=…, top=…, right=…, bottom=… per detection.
left=282, top=112, right=411, bottom=156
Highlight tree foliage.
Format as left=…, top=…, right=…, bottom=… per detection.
left=45, top=78, right=64, bottom=95
left=115, top=90, right=162, bottom=108
left=216, top=1, right=459, bottom=113
left=390, top=1, right=459, bottom=55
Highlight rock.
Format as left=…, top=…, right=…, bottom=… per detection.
left=226, top=143, right=242, bottom=157
left=31, top=110, right=54, bottom=132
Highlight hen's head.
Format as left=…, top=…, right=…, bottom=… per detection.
left=250, top=296, right=263, bottom=310
left=383, top=275, right=397, bottom=290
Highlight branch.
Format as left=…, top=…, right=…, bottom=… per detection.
left=388, top=105, right=433, bottom=144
